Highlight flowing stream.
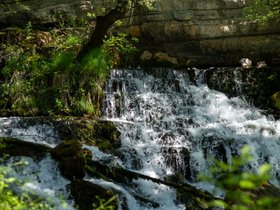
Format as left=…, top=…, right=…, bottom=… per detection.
left=1, top=68, right=280, bottom=209
left=0, top=117, right=74, bottom=209
left=101, top=68, right=280, bottom=208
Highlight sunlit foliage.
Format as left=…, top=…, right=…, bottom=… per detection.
left=245, top=0, right=280, bottom=22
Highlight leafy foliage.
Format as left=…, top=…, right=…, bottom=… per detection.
left=201, top=146, right=280, bottom=209
left=0, top=161, right=52, bottom=210
left=0, top=15, right=139, bottom=116
left=244, top=0, right=280, bottom=22
left=104, top=33, right=139, bottom=66
left=93, top=196, right=116, bottom=210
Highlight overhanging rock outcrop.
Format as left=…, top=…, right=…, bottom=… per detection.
left=119, top=0, right=280, bottom=67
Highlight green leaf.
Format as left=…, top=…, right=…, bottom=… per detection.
left=6, top=178, right=16, bottom=183
left=257, top=196, right=275, bottom=206
left=239, top=180, right=256, bottom=189
left=240, top=145, right=251, bottom=157
left=210, top=200, right=227, bottom=208
left=258, top=163, right=272, bottom=177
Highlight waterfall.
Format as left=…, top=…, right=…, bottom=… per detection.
left=0, top=117, right=74, bottom=209
left=0, top=117, right=60, bottom=147
left=101, top=68, right=280, bottom=207
left=1, top=68, right=280, bottom=209
left=4, top=156, right=74, bottom=210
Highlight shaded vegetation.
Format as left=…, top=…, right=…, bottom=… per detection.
left=200, top=146, right=280, bottom=210
left=0, top=21, right=138, bottom=116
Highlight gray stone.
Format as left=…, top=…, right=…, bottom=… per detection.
left=1, top=0, right=279, bottom=67
left=121, top=0, right=280, bottom=67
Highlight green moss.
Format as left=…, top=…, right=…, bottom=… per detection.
left=51, top=140, right=89, bottom=180
left=54, top=119, right=120, bottom=153
left=271, top=92, right=280, bottom=110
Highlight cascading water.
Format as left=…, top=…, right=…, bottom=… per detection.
left=0, top=117, right=60, bottom=147
left=100, top=68, right=280, bottom=208
left=0, top=117, right=74, bottom=209
left=4, top=156, right=74, bottom=210
left=1, top=68, right=280, bottom=209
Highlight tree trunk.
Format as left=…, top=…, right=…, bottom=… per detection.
left=77, top=0, right=129, bottom=60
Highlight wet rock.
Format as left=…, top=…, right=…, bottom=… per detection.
left=256, top=61, right=267, bottom=69
left=240, top=58, right=253, bottom=69
left=153, top=52, right=178, bottom=66
left=69, top=180, right=118, bottom=210
left=177, top=188, right=211, bottom=210
left=161, top=147, right=192, bottom=181
left=116, top=148, right=143, bottom=170
left=140, top=50, right=153, bottom=61
left=92, top=120, right=121, bottom=152
left=204, top=142, right=228, bottom=164
left=54, top=118, right=121, bottom=153
left=0, top=137, right=50, bottom=159
left=86, top=159, right=216, bottom=209
left=51, top=140, right=89, bottom=180
left=207, top=67, right=280, bottom=113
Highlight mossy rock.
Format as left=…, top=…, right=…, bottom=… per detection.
left=51, top=140, right=82, bottom=158
left=69, top=180, right=118, bottom=210
left=51, top=140, right=90, bottom=180
left=54, top=118, right=121, bottom=153
left=90, top=120, right=121, bottom=152
left=0, top=137, right=51, bottom=159
left=271, top=91, right=280, bottom=110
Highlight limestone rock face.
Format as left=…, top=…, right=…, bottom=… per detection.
left=121, top=0, right=280, bottom=67
left=1, top=0, right=279, bottom=67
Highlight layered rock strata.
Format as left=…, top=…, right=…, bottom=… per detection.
left=121, top=0, right=280, bottom=66
left=1, top=0, right=279, bottom=67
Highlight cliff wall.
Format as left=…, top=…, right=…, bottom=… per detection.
left=1, top=0, right=279, bottom=67
left=121, top=0, right=280, bottom=67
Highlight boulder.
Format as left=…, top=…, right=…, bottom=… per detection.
left=54, top=118, right=121, bottom=153
left=51, top=140, right=89, bottom=180
left=69, top=180, right=118, bottom=210
left=0, top=137, right=51, bottom=158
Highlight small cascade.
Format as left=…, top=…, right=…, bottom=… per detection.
left=3, top=156, right=74, bottom=209
left=233, top=68, right=243, bottom=96
left=101, top=68, right=280, bottom=208
left=0, top=118, right=74, bottom=209
left=1, top=67, right=280, bottom=209
left=0, top=117, right=60, bottom=147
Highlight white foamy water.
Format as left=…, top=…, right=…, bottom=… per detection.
left=87, top=178, right=185, bottom=210
left=100, top=68, right=280, bottom=208
left=0, top=117, right=60, bottom=147
left=1, top=68, right=280, bottom=209
left=4, top=156, right=74, bottom=210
